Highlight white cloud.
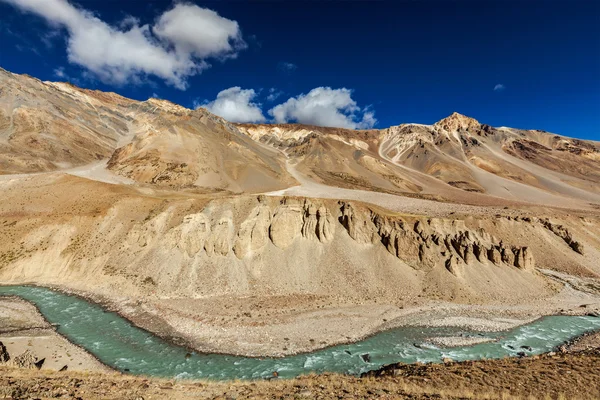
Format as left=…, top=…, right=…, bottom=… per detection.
left=53, top=67, right=66, bottom=78
left=1, top=0, right=245, bottom=89
left=202, top=87, right=266, bottom=123
left=268, top=87, right=376, bottom=129
left=153, top=4, right=245, bottom=60
left=266, top=88, right=283, bottom=102
left=494, top=83, right=506, bottom=92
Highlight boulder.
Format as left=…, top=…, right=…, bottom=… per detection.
left=34, top=357, right=45, bottom=370
left=10, top=350, right=37, bottom=368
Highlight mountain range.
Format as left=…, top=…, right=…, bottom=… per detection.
left=0, top=66, right=599, bottom=357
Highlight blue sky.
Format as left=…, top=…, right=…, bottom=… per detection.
left=0, top=0, right=599, bottom=140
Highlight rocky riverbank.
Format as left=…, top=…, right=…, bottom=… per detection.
left=0, top=297, right=108, bottom=373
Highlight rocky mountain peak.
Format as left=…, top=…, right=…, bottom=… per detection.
left=434, top=112, right=481, bottom=132
left=145, top=97, right=191, bottom=114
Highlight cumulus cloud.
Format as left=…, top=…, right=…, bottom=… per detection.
left=202, top=87, right=266, bottom=123
left=268, top=87, right=376, bottom=129
left=494, top=83, right=506, bottom=92
left=153, top=4, right=245, bottom=59
left=1, top=0, right=246, bottom=89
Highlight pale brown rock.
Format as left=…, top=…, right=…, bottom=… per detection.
left=488, top=247, right=502, bottom=265
left=205, top=217, right=233, bottom=256
left=514, top=247, right=535, bottom=270
left=269, top=201, right=304, bottom=249
left=234, top=204, right=272, bottom=258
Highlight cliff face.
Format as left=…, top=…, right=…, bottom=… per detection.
left=1, top=173, right=597, bottom=307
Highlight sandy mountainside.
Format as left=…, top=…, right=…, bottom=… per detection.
left=237, top=114, right=600, bottom=207
left=0, top=68, right=293, bottom=193
left=0, top=67, right=599, bottom=357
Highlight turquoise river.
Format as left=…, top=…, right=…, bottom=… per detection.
left=1, top=286, right=599, bottom=380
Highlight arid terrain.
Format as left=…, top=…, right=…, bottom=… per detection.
left=2, top=344, right=600, bottom=399
left=0, top=67, right=599, bottom=397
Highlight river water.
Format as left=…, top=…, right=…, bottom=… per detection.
left=1, top=285, right=598, bottom=380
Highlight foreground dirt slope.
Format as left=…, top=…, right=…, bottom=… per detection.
left=1, top=349, right=599, bottom=399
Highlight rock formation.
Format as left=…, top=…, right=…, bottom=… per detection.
left=0, top=341, right=9, bottom=363
left=204, top=215, right=234, bottom=256
left=268, top=198, right=336, bottom=249
left=234, top=201, right=272, bottom=258
left=540, top=219, right=585, bottom=255
left=9, top=351, right=37, bottom=369
left=336, top=202, right=535, bottom=276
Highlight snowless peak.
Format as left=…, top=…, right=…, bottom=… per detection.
left=145, top=97, right=191, bottom=114
left=434, top=112, right=481, bottom=132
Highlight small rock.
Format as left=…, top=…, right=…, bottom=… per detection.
left=0, top=341, right=9, bottom=363
left=586, top=312, right=600, bottom=318
left=34, top=357, right=45, bottom=370
left=10, top=350, right=37, bottom=368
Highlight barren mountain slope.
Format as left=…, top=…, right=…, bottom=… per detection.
left=0, top=68, right=136, bottom=174
left=106, top=107, right=295, bottom=192
left=380, top=113, right=600, bottom=206
left=0, top=69, right=294, bottom=192
left=238, top=113, right=600, bottom=207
